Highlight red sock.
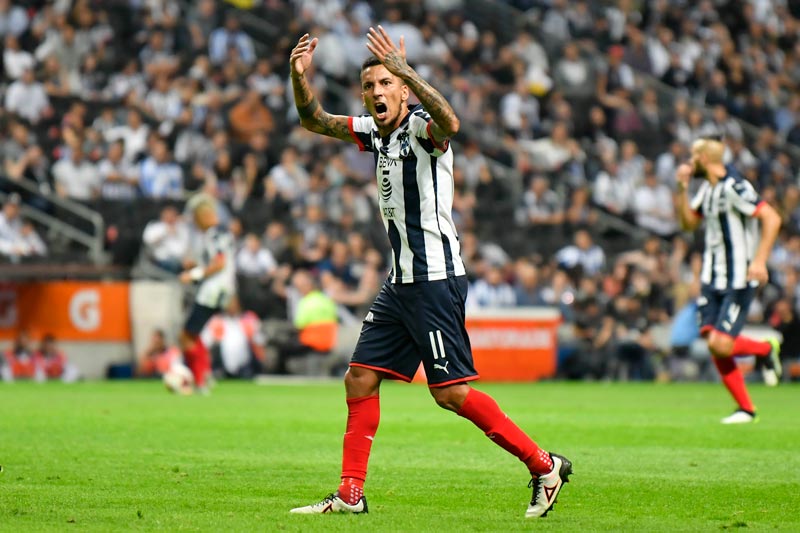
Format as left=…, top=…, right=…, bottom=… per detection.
left=713, top=356, right=754, bottom=412
left=184, top=338, right=210, bottom=387
left=339, top=395, right=379, bottom=503
left=457, top=388, right=553, bottom=476
left=731, top=336, right=771, bottom=357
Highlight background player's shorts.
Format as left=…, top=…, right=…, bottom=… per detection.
left=184, top=303, right=218, bottom=335
left=697, top=284, right=755, bottom=338
left=351, top=276, right=479, bottom=387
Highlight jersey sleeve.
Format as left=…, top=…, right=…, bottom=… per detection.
left=408, top=107, right=449, bottom=156
left=726, top=179, right=764, bottom=217
left=347, top=115, right=375, bottom=152
left=689, top=181, right=707, bottom=217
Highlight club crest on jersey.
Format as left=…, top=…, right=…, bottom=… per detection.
left=398, top=129, right=411, bottom=158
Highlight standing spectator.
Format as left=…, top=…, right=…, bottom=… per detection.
left=555, top=229, right=606, bottom=277
left=142, top=205, right=191, bottom=273
left=467, top=262, right=517, bottom=308
left=4, top=68, right=52, bottom=125
left=52, top=146, right=100, bottom=201
left=139, top=139, right=183, bottom=199
left=98, top=140, right=139, bottom=200
left=208, top=13, right=255, bottom=66
left=202, top=296, right=265, bottom=379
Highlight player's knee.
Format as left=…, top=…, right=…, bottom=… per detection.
left=429, top=384, right=468, bottom=412
left=344, top=366, right=381, bottom=397
left=707, top=332, right=733, bottom=357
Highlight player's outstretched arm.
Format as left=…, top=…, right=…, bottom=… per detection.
left=366, top=25, right=459, bottom=142
left=289, top=34, right=354, bottom=143
left=675, top=163, right=701, bottom=231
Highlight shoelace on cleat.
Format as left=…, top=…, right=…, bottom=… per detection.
left=312, top=494, right=337, bottom=509
left=528, top=478, right=541, bottom=504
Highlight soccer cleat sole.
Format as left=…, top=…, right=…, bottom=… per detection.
left=541, top=454, right=573, bottom=518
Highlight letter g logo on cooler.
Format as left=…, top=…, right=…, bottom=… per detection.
left=69, top=289, right=100, bottom=331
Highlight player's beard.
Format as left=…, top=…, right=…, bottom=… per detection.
left=692, top=160, right=708, bottom=179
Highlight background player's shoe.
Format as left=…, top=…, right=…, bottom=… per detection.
left=289, top=491, right=368, bottom=514
left=526, top=453, right=572, bottom=518
left=721, top=409, right=756, bottom=424
left=761, top=338, right=782, bottom=387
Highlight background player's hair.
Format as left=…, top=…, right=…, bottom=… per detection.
left=691, top=137, right=725, bottom=163
left=186, top=193, right=216, bottom=214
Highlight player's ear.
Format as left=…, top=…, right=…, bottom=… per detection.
left=400, top=83, right=409, bottom=102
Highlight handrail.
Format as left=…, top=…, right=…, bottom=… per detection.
left=0, top=178, right=106, bottom=263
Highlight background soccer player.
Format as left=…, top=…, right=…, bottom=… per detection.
left=675, top=137, right=783, bottom=424
left=177, top=195, right=237, bottom=394
left=287, top=27, right=572, bottom=518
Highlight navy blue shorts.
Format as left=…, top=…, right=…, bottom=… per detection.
left=184, top=303, right=219, bottom=335
left=697, top=284, right=755, bottom=338
left=351, top=276, right=479, bottom=387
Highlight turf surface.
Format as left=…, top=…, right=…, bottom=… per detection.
left=0, top=380, right=798, bottom=531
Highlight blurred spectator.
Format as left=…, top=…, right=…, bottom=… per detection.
left=593, top=155, right=633, bottom=217
left=34, top=334, right=79, bottom=383
left=229, top=90, right=274, bottom=143
left=2, top=329, right=39, bottom=382
left=467, top=261, right=516, bottom=308
left=52, top=145, right=100, bottom=201
left=4, top=68, right=52, bottom=125
left=3, top=35, right=34, bottom=79
left=517, top=175, right=564, bottom=228
left=208, top=13, right=255, bottom=65
left=236, top=232, right=278, bottom=280
left=632, top=169, right=678, bottom=237
left=141, top=205, right=191, bottom=274
left=139, top=138, right=183, bottom=199
left=555, top=228, right=605, bottom=277
left=98, top=140, right=140, bottom=200
left=0, top=0, right=28, bottom=38
left=202, top=296, right=265, bottom=378
left=137, top=329, right=181, bottom=378
left=0, top=194, right=46, bottom=260
left=271, top=268, right=338, bottom=374
left=514, top=258, right=548, bottom=306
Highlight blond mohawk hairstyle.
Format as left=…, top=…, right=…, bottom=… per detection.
left=691, top=137, right=725, bottom=164
left=186, top=193, right=216, bottom=214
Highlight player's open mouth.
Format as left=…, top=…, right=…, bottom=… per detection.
left=375, top=102, right=387, bottom=120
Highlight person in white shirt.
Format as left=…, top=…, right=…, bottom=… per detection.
left=104, top=109, right=150, bottom=165
left=201, top=296, right=265, bottom=378
left=138, top=138, right=183, bottom=199
left=98, top=140, right=139, bottom=200
left=633, top=170, right=678, bottom=237
left=3, top=35, right=34, bottom=79
left=52, top=146, right=100, bottom=201
left=236, top=233, right=277, bottom=280
left=142, top=205, right=190, bottom=273
left=4, top=68, right=52, bottom=124
left=0, top=194, right=46, bottom=259
left=555, top=229, right=606, bottom=276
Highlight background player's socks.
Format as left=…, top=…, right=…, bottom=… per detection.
left=184, top=339, right=210, bottom=387
left=340, top=395, right=380, bottom=491
left=457, top=388, right=553, bottom=476
left=731, top=336, right=771, bottom=357
left=713, top=356, right=754, bottom=412
left=338, top=478, right=364, bottom=505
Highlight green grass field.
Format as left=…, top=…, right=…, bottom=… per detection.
left=1, top=380, right=798, bottom=532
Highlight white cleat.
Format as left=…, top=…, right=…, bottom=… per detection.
left=721, top=409, right=757, bottom=424
left=526, top=453, right=572, bottom=518
left=762, top=338, right=782, bottom=387
left=290, top=491, right=368, bottom=514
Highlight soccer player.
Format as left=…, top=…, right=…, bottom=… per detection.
left=177, top=194, right=236, bottom=393
left=675, top=137, right=783, bottom=424
left=288, top=28, right=572, bottom=518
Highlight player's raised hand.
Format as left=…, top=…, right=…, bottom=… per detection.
left=366, top=25, right=409, bottom=77
left=290, top=34, right=318, bottom=77
left=675, top=163, right=692, bottom=190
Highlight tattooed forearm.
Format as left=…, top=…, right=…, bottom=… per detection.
left=399, top=67, right=460, bottom=137
left=291, top=72, right=353, bottom=143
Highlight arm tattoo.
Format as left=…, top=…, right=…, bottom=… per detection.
left=393, top=59, right=459, bottom=137
left=291, top=73, right=352, bottom=142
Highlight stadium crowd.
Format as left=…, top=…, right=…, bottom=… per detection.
left=2, top=0, right=800, bottom=380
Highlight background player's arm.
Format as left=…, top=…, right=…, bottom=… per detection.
left=748, top=202, right=781, bottom=284
left=675, top=163, right=702, bottom=231
left=366, top=26, right=459, bottom=141
left=289, top=34, right=355, bottom=143
left=179, top=253, right=226, bottom=284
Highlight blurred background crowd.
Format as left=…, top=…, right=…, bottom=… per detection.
left=2, top=0, right=800, bottom=381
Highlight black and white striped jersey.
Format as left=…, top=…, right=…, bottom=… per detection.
left=348, top=104, right=466, bottom=284
left=690, top=168, right=765, bottom=290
